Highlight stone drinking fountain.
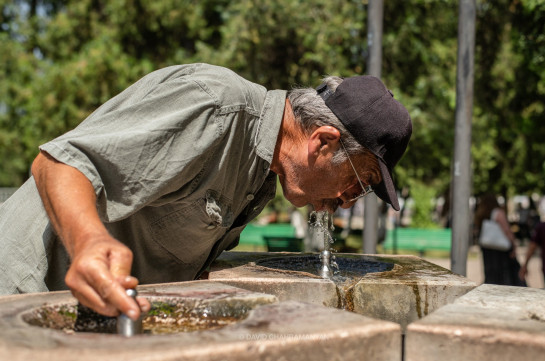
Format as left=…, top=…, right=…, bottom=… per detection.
left=208, top=211, right=476, bottom=329
left=0, top=211, right=543, bottom=360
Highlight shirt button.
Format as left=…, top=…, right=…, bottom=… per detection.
left=206, top=224, right=216, bottom=230
left=246, top=194, right=255, bottom=201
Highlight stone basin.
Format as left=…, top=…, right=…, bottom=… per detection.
left=0, top=281, right=402, bottom=361
left=23, top=282, right=277, bottom=335
left=255, top=254, right=395, bottom=279
left=208, top=251, right=477, bottom=329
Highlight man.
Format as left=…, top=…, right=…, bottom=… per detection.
left=0, top=63, right=411, bottom=321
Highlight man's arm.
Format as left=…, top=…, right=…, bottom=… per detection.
left=31, top=151, right=149, bottom=319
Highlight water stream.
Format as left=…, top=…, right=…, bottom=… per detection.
left=309, top=211, right=339, bottom=278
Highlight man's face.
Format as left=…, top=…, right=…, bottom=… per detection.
left=277, top=152, right=367, bottom=214
left=270, top=119, right=372, bottom=214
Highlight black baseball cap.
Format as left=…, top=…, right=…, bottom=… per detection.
left=316, top=75, right=412, bottom=211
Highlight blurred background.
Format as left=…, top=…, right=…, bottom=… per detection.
left=1, top=0, right=544, bottom=286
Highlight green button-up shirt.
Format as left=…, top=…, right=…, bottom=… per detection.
left=0, top=63, right=286, bottom=291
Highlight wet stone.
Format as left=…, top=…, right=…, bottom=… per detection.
left=256, top=255, right=394, bottom=279
left=23, top=287, right=274, bottom=335
left=209, top=252, right=477, bottom=329
left=74, top=304, right=116, bottom=333
left=23, top=303, right=78, bottom=333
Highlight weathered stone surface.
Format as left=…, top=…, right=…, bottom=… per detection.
left=405, top=284, right=545, bottom=361
left=0, top=281, right=401, bottom=361
left=351, top=255, right=476, bottom=329
left=209, top=252, right=476, bottom=329
left=209, top=252, right=339, bottom=307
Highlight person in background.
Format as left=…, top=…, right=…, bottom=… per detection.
left=474, top=193, right=521, bottom=285
left=515, top=198, right=540, bottom=244
left=519, top=221, right=545, bottom=284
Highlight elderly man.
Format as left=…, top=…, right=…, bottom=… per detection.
left=0, top=63, right=411, bottom=321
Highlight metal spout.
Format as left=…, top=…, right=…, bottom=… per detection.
left=117, top=289, right=143, bottom=337
left=320, top=249, right=333, bottom=279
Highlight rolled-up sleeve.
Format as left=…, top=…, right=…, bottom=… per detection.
left=40, top=65, right=225, bottom=222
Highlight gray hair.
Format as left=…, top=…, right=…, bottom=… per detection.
left=287, top=76, right=365, bottom=165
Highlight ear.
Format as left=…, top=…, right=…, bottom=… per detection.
left=307, top=126, right=341, bottom=159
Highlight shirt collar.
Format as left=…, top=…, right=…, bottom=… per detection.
left=255, top=89, right=287, bottom=164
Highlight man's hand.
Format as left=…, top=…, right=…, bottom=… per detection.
left=66, top=235, right=150, bottom=320
left=32, top=151, right=149, bottom=320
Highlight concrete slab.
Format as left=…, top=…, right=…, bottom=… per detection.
left=405, top=284, right=545, bottom=361
left=0, top=281, right=401, bottom=361
left=208, top=252, right=476, bottom=329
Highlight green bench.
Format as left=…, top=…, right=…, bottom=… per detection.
left=382, top=228, right=452, bottom=255
left=238, top=223, right=303, bottom=252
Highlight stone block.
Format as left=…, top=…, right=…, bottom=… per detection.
left=351, top=254, right=476, bottom=329
left=209, top=252, right=476, bottom=329
left=405, top=284, right=545, bottom=361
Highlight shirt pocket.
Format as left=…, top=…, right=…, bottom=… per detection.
left=149, top=190, right=234, bottom=266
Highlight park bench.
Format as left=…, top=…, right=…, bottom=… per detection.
left=382, top=228, right=452, bottom=256
left=239, top=224, right=452, bottom=255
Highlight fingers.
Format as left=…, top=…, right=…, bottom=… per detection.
left=118, top=275, right=139, bottom=290
left=118, top=275, right=151, bottom=314
left=90, top=269, right=141, bottom=320
left=137, top=296, right=151, bottom=313
left=71, top=283, right=122, bottom=317
left=68, top=260, right=139, bottom=318
left=109, top=248, right=134, bottom=280
left=65, top=238, right=144, bottom=320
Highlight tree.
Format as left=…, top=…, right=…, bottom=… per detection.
left=1, top=0, right=544, bottom=227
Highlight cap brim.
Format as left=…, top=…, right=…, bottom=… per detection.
left=373, top=159, right=400, bottom=211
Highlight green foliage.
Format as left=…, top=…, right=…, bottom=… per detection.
left=1, top=0, right=545, bottom=228
left=470, top=0, right=545, bottom=198
left=407, top=179, right=440, bottom=229
left=381, top=0, right=459, bottom=196
left=202, top=0, right=367, bottom=88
